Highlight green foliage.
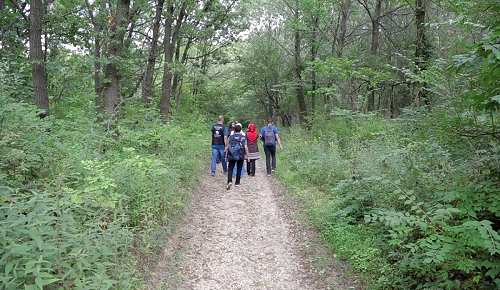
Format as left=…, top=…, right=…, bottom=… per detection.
left=277, top=112, right=500, bottom=289
left=0, top=87, right=207, bottom=288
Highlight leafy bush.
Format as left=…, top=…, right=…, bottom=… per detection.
left=277, top=112, right=499, bottom=289
left=0, top=92, right=207, bottom=288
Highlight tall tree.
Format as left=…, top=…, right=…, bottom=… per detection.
left=160, top=0, right=187, bottom=119
left=84, top=0, right=105, bottom=113
left=142, top=0, right=165, bottom=105
left=371, top=0, right=383, bottom=54
left=29, top=0, right=49, bottom=116
left=336, top=0, right=351, bottom=57
left=289, top=0, right=307, bottom=122
left=309, top=13, right=319, bottom=112
left=160, top=2, right=175, bottom=119
left=415, top=0, right=430, bottom=108
left=101, top=0, right=130, bottom=119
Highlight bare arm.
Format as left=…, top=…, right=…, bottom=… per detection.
left=276, top=133, right=283, bottom=150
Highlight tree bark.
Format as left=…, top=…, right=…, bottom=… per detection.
left=142, top=0, right=165, bottom=105
left=368, top=88, right=375, bottom=111
left=292, top=2, right=306, bottom=123
left=160, top=3, right=175, bottom=119
left=84, top=0, right=105, bottom=113
left=370, top=0, right=382, bottom=55
left=94, top=34, right=103, bottom=110
left=310, top=14, right=319, bottom=112
left=171, top=34, right=182, bottom=107
left=173, top=38, right=189, bottom=108
left=29, top=0, right=49, bottom=116
left=415, top=0, right=430, bottom=108
left=337, top=0, right=350, bottom=57
left=101, top=0, right=130, bottom=118
left=160, top=0, right=187, bottom=119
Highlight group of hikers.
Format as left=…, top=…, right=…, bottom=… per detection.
left=211, top=115, right=283, bottom=190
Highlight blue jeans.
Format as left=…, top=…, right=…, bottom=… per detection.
left=211, top=145, right=227, bottom=174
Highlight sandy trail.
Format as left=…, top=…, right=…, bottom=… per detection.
left=147, top=165, right=359, bottom=290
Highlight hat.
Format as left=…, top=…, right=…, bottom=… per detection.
left=236, top=122, right=242, bottom=128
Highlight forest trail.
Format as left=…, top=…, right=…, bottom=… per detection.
left=146, top=165, right=360, bottom=290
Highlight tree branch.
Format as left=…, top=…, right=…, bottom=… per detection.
left=8, top=0, right=28, bottom=22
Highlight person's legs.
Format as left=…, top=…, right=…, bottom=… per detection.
left=250, top=160, right=256, bottom=176
left=264, top=145, right=272, bottom=175
left=246, top=160, right=251, bottom=175
left=270, top=145, right=277, bottom=171
left=227, top=160, right=235, bottom=184
left=218, top=146, right=227, bottom=173
left=210, top=146, right=218, bottom=175
left=235, top=160, right=244, bottom=185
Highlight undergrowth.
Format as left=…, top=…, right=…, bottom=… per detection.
left=0, top=94, right=207, bottom=289
left=277, top=110, right=500, bottom=289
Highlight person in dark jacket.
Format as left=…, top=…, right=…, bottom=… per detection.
left=225, top=123, right=248, bottom=190
left=210, top=115, right=227, bottom=176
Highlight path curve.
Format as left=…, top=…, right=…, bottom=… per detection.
left=147, top=165, right=360, bottom=290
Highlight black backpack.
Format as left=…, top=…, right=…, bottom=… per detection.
left=228, top=133, right=245, bottom=160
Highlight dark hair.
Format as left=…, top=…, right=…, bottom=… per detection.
left=234, top=124, right=242, bottom=132
left=266, top=117, right=273, bottom=124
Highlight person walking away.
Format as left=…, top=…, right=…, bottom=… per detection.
left=225, top=123, right=248, bottom=189
left=225, top=121, right=235, bottom=169
left=230, top=121, right=247, bottom=177
left=246, top=122, right=260, bottom=176
left=210, top=115, right=227, bottom=176
left=260, top=117, right=283, bottom=176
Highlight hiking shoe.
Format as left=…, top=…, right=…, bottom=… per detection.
left=227, top=182, right=232, bottom=190
left=267, top=174, right=271, bottom=177
left=235, top=184, right=240, bottom=187
left=211, top=172, right=215, bottom=177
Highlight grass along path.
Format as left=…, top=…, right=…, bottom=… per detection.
left=146, top=163, right=360, bottom=289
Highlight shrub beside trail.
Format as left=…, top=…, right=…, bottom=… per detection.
left=277, top=111, right=500, bottom=289
left=0, top=96, right=207, bottom=289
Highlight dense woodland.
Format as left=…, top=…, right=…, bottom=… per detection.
left=1, top=0, right=499, bottom=289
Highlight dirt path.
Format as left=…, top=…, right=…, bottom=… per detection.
left=146, top=165, right=360, bottom=290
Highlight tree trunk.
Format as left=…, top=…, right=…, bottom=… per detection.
left=337, top=0, right=350, bottom=57
left=85, top=0, right=104, bottom=114
left=160, top=3, right=175, bottom=119
left=171, top=36, right=182, bottom=107
left=174, top=37, right=193, bottom=109
left=94, top=35, right=103, bottom=111
left=370, top=0, right=382, bottom=55
left=102, top=0, right=130, bottom=118
left=415, top=0, right=430, bottom=108
left=142, top=0, right=165, bottom=105
left=368, top=88, right=375, bottom=111
left=29, top=0, right=49, bottom=116
left=310, top=14, right=319, bottom=112
left=293, top=4, right=306, bottom=123
left=160, top=1, right=187, bottom=119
